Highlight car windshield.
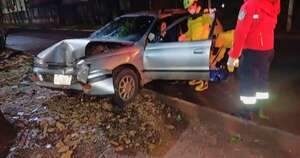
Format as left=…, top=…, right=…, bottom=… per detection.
left=90, top=16, right=155, bottom=42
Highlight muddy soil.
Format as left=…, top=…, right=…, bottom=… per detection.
left=0, top=50, right=187, bottom=158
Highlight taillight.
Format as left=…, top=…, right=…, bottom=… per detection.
left=31, top=74, right=39, bottom=81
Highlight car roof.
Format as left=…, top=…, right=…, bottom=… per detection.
left=120, top=12, right=157, bottom=18
left=120, top=9, right=188, bottom=20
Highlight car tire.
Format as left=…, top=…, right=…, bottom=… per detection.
left=112, top=68, right=140, bottom=107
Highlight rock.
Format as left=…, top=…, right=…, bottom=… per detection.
left=36, top=96, right=47, bottom=100
left=45, top=144, right=52, bottom=149
left=124, top=138, right=131, bottom=145
left=47, top=128, right=55, bottom=133
left=39, top=117, right=56, bottom=126
left=135, top=143, right=140, bottom=147
left=115, top=145, right=124, bottom=152
left=167, top=113, right=171, bottom=118
left=56, top=122, right=65, bottom=132
left=60, top=150, right=73, bottom=158
left=148, top=143, right=156, bottom=151
left=9, top=147, right=16, bottom=152
left=58, top=145, right=70, bottom=153
left=110, top=140, right=119, bottom=146
left=106, top=125, right=111, bottom=129
left=17, top=112, right=24, bottom=116
left=176, top=114, right=183, bottom=122
left=10, top=86, right=18, bottom=92
left=129, top=130, right=136, bottom=137
left=19, top=80, right=31, bottom=86
left=165, top=124, right=175, bottom=130
left=102, top=102, right=113, bottom=111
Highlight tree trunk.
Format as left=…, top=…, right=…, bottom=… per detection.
left=287, top=0, right=294, bottom=32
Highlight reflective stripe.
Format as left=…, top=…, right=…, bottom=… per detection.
left=240, top=96, right=257, bottom=105
left=256, top=92, right=269, bottom=100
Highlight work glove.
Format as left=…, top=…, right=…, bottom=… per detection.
left=227, top=57, right=239, bottom=72
left=178, top=34, right=187, bottom=42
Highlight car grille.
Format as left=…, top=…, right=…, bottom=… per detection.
left=43, top=74, right=54, bottom=82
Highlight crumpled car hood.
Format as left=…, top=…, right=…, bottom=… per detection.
left=37, top=38, right=90, bottom=66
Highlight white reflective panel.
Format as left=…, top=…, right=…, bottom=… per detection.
left=256, top=92, right=269, bottom=100
left=240, top=96, right=257, bottom=105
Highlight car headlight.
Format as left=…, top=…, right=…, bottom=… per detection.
left=64, top=67, right=74, bottom=74
left=77, top=63, right=89, bottom=83
left=34, top=57, right=45, bottom=65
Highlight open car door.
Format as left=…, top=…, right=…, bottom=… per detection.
left=143, top=12, right=216, bottom=80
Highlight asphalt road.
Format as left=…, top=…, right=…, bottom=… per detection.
left=5, top=30, right=300, bottom=136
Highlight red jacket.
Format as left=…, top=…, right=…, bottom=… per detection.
left=229, top=0, right=280, bottom=58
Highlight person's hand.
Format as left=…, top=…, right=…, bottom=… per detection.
left=227, top=57, right=239, bottom=72
left=178, top=34, right=187, bottom=42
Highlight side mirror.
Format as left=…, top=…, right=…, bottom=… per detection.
left=148, top=33, right=155, bottom=42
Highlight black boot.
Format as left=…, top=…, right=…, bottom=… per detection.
left=232, top=108, right=253, bottom=120
left=255, top=100, right=270, bottom=120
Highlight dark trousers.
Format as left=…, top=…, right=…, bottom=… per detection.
left=239, top=49, right=274, bottom=98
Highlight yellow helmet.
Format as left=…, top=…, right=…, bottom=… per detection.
left=183, top=0, right=198, bottom=9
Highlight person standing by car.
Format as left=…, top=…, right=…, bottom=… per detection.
left=179, top=0, right=233, bottom=92
left=179, top=0, right=214, bottom=92
left=227, top=0, right=280, bottom=119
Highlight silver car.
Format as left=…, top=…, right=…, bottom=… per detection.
left=33, top=10, right=217, bottom=105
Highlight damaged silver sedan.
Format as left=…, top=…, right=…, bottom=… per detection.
left=33, top=10, right=216, bottom=105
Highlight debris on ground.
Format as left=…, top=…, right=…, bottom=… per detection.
left=229, top=134, right=242, bottom=145
left=0, top=50, right=188, bottom=157
left=0, top=50, right=32, bottom=88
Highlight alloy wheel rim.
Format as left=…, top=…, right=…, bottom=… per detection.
left=118, top=75, right=135, bottom=101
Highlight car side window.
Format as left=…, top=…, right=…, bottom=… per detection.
left=148, top=15, right=187, bottom=43
left=162, top=19, right=187, bottom=42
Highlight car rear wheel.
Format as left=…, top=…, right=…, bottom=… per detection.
left=112, top=68, right=139, bottom=106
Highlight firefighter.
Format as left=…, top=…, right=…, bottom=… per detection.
left=179, top=0, right=213, bottom=92
left=227, top=0, right=280, bottom=119
left=181, top=0, right=234, bottom=92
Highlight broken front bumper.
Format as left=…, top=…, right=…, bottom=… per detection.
left=33, top=67, right=115, bottom=96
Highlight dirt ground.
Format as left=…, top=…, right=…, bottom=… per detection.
left=0, top=50, right=187, bottom=158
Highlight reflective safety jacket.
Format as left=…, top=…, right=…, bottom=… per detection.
left=184, top=14, right=213, bottom=41
left=229, top=0, right=280, bottom=59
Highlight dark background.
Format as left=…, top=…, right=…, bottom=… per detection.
left=0, top=0, right=299, bottom=32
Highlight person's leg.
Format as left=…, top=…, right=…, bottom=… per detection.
left=255, top=51, right=274, bottom=119
left=235, top=50, right=258, bottom=120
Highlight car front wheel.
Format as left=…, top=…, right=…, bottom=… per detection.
left=112, top=68, right=139, bottom=106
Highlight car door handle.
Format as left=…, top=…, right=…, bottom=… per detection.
left=193, top=49, right=205, bottom=54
